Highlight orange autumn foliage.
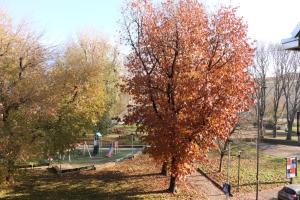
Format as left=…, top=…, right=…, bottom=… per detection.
left=122, top=0, right=255, bottom=191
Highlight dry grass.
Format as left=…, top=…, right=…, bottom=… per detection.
left=199, top=142, right=290, bottom=194
left=0, top=154, right=205, bottom=200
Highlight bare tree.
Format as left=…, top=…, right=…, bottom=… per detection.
left=216, top=127, right=236, bottom=172
left=270, top=44, right=285, bottom=138
left=250, top=43, right=270, bottom=138
left=216, top=111, right=253, bottom=172
left=282, top=51, right=300, bottom=140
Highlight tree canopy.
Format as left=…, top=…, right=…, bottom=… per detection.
left=122, top=0, right=255, bottom=192
left=0, top=12, right=122, bottom=182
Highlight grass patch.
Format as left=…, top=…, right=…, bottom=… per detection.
left=103, top=124, right=143, bottom=145
left=0, top=154, right=205, bottom=200
left=199, top=142, right=290, bottom=193
left=113, top=124, right=137, bottom=130
left=264, top=128, right=299, bottom=141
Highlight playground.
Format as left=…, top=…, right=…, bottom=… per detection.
left=50, top=140, right=144, bottom=169
left=44, top=128, right=146, bottom=174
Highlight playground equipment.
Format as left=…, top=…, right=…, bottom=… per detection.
left=83, top=141, right=92, bottom=158
left=106, top=141, right=119, bottom=157
left=54, top=139, right=121, bottom=163
left=48, top=132, right=144, bottom=170
left=59, top=149, right=72, bottom=162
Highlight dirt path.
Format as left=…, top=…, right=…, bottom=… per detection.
left=260, top=143, right=300, bottom=158
left=187, top=171, right=227, bottom=200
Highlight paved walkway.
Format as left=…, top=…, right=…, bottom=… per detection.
left=187, top=171, right=226, bottom=200
left=187, top=170, right=281, bottom=200
left=260, top=143, right=300, bottom=158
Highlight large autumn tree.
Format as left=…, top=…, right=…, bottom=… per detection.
left=122, top=0, right=254, bottom=193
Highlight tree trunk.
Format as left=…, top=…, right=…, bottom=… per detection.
left=5, top=165, right=15, bottom=184
left=168, top=175, right=177, bottom=193
left=273, top=128, right=277, bottom=138
left=167, top=157, right=177, bottom=193
left=218, top=137, right=232, bottom=173
left=5, top=174, right=14, bottom=184
left=218, top=152, right=224, bottom=173
left=273, top=115, right=277, bottom=138
left=161, top=161, right=168, bottom=176
left=287, top=121, right=293, bottom=140
left=2, top=107, right=9, bottom=122
left=260, top=117, right=265, bottom=138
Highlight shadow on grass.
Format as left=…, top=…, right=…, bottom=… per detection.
left=1, top=170, right=168, bottom=200
left=2, top=189, right=167, bottom=200
left=90, top=171, right=161, bottom=183
left=123, top=173, right=160, bottom=179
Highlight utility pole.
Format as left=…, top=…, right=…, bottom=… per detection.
left=297, top=112, right=300, bottom=142
left=256, top=86, right=261, bottom=200
left=256, top=110, right=260, bottom=200
left=256, top=85, right=266, bottom=200
left=226, top=140, right=232, bottom=200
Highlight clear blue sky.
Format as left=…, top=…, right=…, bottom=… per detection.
left=0, top=0, right=300, bottom=46
left=0, top=0, right=123, bottom=45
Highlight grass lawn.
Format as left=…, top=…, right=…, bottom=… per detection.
left=106, top=125, right=143, bottom=146
left=112, top=124, right=137, bottom=133
left=79, top=124, right=141, bottom=146
left=264, top=129, right=299, bottom=141
left=0, top=154, right=204, bottom=200
left=199, top=142, right=291, bottom=193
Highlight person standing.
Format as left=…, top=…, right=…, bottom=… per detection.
left=93, top=136, right=99, bottom=156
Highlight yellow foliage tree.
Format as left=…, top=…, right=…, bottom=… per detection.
left=42, top=33, right=121, bottom=154
left=0, top=11, right=48, bottom=182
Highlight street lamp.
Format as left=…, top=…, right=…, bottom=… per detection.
left=256, top=85, right=266, bottom=200
left=226, top=139, right=232, bottom=200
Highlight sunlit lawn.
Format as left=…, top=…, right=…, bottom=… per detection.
left=199, top=142, right=291, bottom=193
left=264, top=128, right=299, bottom=141
left=0, top=154, right=204, bottom=200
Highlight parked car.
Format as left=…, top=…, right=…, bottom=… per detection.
left=278, top=184, right=300, bottom=200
